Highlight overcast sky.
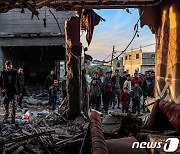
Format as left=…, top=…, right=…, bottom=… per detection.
left=81, top=9, right=155, bottom=61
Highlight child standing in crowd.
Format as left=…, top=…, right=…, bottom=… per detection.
left=123, top=74, right=131, bottom=93
left=49, top=79, right=61, bottom=111
left=131, top=82, right=142, bottom=115
left=120, top=87, right=130, bottom=113
left=89, top=79, right=101, bottom=110
left=91, top=72, right=102, bottom=109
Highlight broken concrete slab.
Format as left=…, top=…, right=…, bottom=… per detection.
left=102, top=115, right=122, bottom=137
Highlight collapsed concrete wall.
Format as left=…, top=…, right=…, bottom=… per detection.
left=140, top=0, right=180, bottom=103
left=156, top=0, right=180, bottom=103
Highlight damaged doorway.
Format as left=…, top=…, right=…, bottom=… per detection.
left=55, top=60, right=66, bottom=82
left=1, top=46, right=65, bottom=86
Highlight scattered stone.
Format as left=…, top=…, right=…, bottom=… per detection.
left=102, top=115, right=122, bottom=137
left=0, top=97, right=87, bottom=154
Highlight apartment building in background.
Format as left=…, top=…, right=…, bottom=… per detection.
left=122, top=49, right=155, bottom=75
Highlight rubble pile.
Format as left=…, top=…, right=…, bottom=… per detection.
left=24, top=88, right=53, bottom=106
left=0, top=99, right=89, bottom=154
left=102, top=111, right=142, bottom=139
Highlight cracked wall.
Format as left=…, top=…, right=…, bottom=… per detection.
left=156, top=0, right=180, bottom=103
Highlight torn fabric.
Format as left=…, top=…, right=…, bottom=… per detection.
left=81, top=9, right=105, bottom=46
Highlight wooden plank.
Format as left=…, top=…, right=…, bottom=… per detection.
left=4, top=130, right=55, bottom=144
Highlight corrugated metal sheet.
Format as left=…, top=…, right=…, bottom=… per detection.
left=0, top=8, right=76, bottom=37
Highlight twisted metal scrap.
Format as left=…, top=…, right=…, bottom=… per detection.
left=0, top=0, right=39, bottom=19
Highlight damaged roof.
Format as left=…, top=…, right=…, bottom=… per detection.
left=0, top=0, right=163, bottom=12
left=0, top=8, right=75, bottom=37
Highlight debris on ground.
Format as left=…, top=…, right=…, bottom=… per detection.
left=102, top=111, right=142, bottom=139
left=0, top=97, right=89, bottom=154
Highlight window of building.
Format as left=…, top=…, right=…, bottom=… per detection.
left=129, top=55, right=131, bottom=60
left=125, top=56, right=128, bottom=60
left=136, top=54, right=139, bottom=59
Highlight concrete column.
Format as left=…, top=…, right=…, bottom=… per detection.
left=155, top=1, right=180, bottom=103
left=65, top=16, right=81, bottom=119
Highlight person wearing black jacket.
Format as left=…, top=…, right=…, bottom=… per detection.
left=45, top=69, right=56, bottom=106
left=112, top=70, right=122, bottom=109
left=91, top=72, right=102, bottom=87
left=91, top=72, right=102, bottom=109
left=17, top=67, right=26, bottom=108
left=103, top=72, right=113, bottom=113
left=131, top=82, right=142, bottom=115
left=89, top=79, right=101, bottom=110
left=0, top=60, right=20, bottom=123
left=142, top=72, right=154, bottom=112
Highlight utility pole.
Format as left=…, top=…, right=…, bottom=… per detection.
left=111, top=45, right=115, bottom=69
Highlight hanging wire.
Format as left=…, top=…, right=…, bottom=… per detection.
left=91, top=42, right=155, bottom=65
left=49, top=9, right=63, bottom=35
left=91, top=11, right=145, bottom=64
left=114, top=43, right=155, bottom=54
left=43, top=1, right=47, bottom=27
left=106, top=11, right=144, bottom=62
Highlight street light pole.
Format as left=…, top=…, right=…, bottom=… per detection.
left=111, top=45, right=115, bottom=70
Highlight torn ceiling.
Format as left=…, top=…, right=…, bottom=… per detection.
left=0, top=0, right=163, bottom=13
left=0, top=0, right=164, bottom=44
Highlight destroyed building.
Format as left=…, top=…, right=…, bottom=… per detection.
left=0, top=0, right=179, bottom=154
left=0, top=8, right=75, bottom=83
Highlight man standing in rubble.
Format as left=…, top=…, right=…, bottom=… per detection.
left=45, top=69, right=56, bottom=107
left=17, top=67, right=26, bottom=109
left=0, top=60, right=20, bottom=123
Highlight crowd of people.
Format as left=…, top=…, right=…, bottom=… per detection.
left=0, top=60, right=27, bottom=123
left=45, top=69, right=67, bottom=111
left=0, top=59, right=155, bottom=123
left=0, top=60, right=67, bottom=123
left=89, top=69, right=155, bottom=114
